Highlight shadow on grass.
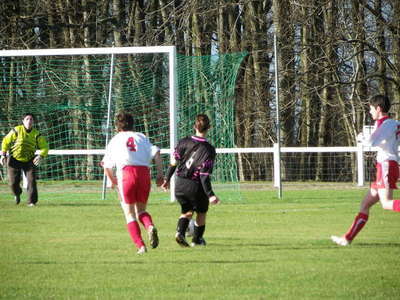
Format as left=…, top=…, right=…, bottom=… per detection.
left=18, top=259, right=275, bottom=265
left=211, top=242, right=336, bottom=251
left=15, top=242, right=400, bottom=267
left=211, top=239, right=400, bottom=251
left=354, top=242, right=400, bottom=248
left=47, top=202, right=115, bottom=207
left=17, top=260, right=145, bottom=265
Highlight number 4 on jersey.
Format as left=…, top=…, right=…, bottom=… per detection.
left=127, top=137, right=136, bottom=152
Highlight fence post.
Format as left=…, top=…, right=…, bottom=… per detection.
left=273, top=143, right=281, bottom=188
left=357, top=142, right=364, bottom=186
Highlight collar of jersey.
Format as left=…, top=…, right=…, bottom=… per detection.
left=191, top=136, right=207, bottom=142
left=376, top=116, right=389, bottom=127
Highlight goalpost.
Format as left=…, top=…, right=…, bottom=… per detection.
left=0, top=46, right=177, bottom=201
left=0, top=46, right=246, bottom=202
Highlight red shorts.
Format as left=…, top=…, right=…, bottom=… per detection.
left=371, top=160, right=399, bottom=189
left=120, top=166, right=151, bottom=204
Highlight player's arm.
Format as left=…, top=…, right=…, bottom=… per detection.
left=101, top=141, right=117, bottom=187
left=199, top=154, right=220, bottom=204
left=199, top=172, right=215, bottom=197
left=200, top=174, right=220, bottom=204
left=162, top=162, right=177, bottom=190
left=1, top=129, right=17, bottom=155
left=104, top=167, right=118, bottom=187
left=363, top=122, right=394, bottom=147
left=33, top=134, right=49, bottom=166
left=148, top=141, right=164, bottom=186
left=0, top=129, right=17, bottom=165
left=36, top=135, right=49, bottom=157
left=162, top=142, right=184, bottom=190
left=153, top=150, right=164, bottom=186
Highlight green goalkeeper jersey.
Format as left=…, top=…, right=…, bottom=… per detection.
left=1, top=125, right=49, bottom=162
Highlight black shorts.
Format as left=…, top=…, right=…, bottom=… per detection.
left=175, top=176, right=209, bottom=214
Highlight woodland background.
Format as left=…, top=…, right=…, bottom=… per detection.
left=0, top=0, right=399, bottom=182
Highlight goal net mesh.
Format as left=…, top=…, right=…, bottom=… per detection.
left=0, top=51, right=247, bottom=201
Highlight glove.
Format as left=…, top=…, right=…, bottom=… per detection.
left=0, top=156, right=5, bottom=166
left=33, top=155, right=41, bottom=166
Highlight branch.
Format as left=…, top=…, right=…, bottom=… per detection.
left=359, top=2, right=398, bottom=35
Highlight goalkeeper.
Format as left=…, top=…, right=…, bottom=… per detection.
left=0, top=113, right=49, bottom=206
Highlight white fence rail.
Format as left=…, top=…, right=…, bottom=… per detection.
left=39, top=143, right=379, bottom=188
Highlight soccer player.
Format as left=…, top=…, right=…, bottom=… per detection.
left=0, top=113, right=49, bottom=206
left=331, top=95, right=400, bottom=246
left=162, top=114, right=220, bottom=247
left=102, top=112, right=164, bottom=255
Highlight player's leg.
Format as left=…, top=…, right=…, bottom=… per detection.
left=191, top=193, right=209, bottom=246
left=119, top=167, right=146, bottom=254
left=136, top=202, right=159, bottom=249
left=174, top=177, right=195, bottom=247
left=191, top=212, right=207, bottom=246
left=331, top=188, right=379, bottom=246
left=344, top=189, right=378, bottom=240
left=175, top=210, right=193, bottom=247
left=124, top=203, right=147, bottom=254
left=376, top=161, right=400, bottom=212
left=7, top=157, right=22, bottom=204
left=134, top=167, right=159, bottom=249
left=377, top=189, right=400, bottom=212
left=378, top=188, right=394, bottom=210
left=24, top=161, right=38, bottom=206
left=186, top=219, right=195, bottom=237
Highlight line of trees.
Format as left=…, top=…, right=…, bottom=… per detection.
left=1, top=0, right=399, bottom=182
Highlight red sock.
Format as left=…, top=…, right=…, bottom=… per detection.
left=126, top=221, right=145, bottom=248
left=393, top=200, right=400, bottom=212
left=344, top=213, right=369, bottom=241
left=138, top=212, right=154, bottom=230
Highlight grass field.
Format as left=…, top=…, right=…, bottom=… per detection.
left=1, top=183, right=399, bottom=299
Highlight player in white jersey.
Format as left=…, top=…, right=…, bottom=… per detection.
left=102, top=112, right=164, bottom=254
left=331, top=95, right=400, bottom=246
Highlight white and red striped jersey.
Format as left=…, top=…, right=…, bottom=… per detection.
left=361, top=116, right=400, bottom=163
left=102, top=131, right=159, bottom=170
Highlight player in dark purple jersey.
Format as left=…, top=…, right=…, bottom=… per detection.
left=162, top=114, right=220, bottom=247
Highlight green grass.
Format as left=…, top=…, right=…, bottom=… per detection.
left=1, top=184, right=399, bottom=299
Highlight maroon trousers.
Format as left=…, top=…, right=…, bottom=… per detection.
left=7, top=156, right=38, bottom=204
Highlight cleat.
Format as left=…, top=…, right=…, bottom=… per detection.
left=137, top=246, right=147, bottom=255
left=27, top=203, right=36, bottom=207
left=190, top=237, right=207, bottom=247
left=175, top=232, right=190, bottom=247
left=331, top=235, right=350, bottom=246
left=15, top=195, right=21, bottom=205
left=148, top=226, right=159, bottom=249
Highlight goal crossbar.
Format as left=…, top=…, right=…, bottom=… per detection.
left=0, top=46, right=176, bottom=57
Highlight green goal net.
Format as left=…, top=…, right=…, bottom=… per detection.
left=0, top=48, right=246, bottom=202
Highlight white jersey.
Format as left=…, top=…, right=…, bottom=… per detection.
left=361, top=117, right=400, bottom=163
left=102, top=131, right=159, bottom=170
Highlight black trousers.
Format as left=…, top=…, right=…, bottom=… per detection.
left=7, top=156, right=38, bottom=204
